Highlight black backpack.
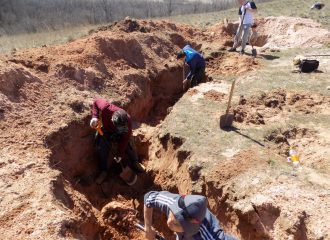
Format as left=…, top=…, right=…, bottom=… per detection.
left=299, top=59, right=319, bottom=73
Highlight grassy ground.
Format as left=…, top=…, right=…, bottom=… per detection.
left=168, top=0, right=330, bottom=29
left=0, top=25, right=96, bottom=53
left=1, top=0, right=330, bottom=54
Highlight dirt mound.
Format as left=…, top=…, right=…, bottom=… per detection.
left=205, top=51, right=259, bottom=76
left=1, top=16, right=329, bottom=240
left=0, top=61, right=41, bottom=102
left=203, top=90, right=225, bottom=101
left=0, top=19, right=202, bottom=239
left=265, top=126, right=316, bottom=155
left=234, top=89, right=330, bottom=125
left=100, top=200, right=143, bottom=240
left=256, top=17, right=330, bottom=49
left=207, top=17, right=330, bottom=50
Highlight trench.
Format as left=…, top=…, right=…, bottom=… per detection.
left=44, top=61, right=280, bottom=239
left=45, top=65, right=187, bottom=239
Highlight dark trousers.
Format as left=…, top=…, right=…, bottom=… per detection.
left=96, top=131, right=138, bottom=172
left=190, top=66, right=205, bottom=87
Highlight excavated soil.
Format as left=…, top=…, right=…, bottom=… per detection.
left=1, top=16, right=330, bottom=240
left=207, top=16, right=330, bottom=51
left=233, top=89, right=330, bottom=125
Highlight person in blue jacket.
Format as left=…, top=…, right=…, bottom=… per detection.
left=143, top=191, right=237, bottom=240
left=177, top=45, right=206, bottom=91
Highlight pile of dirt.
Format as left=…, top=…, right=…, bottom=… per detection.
left=203, top=89, right=225, bottom=101
left=205, top=51, right=259, bottom=76
left=1, top=15, right=329, bottom=240
left=207, top=16, right=330, bottom=50
left=256, top=16, right=330, bottom=49
left=0, top=18, right=206, bottom=239
left=265, top=126, right=316, bottom=155
left=100, top=200, right=141, bottom=239
left=233, top=89, right=330, bottom=125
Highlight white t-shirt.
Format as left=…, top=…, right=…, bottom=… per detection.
left=239, top=1, right=257, bottom=25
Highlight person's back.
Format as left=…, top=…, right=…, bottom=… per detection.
left=178, top=45, right=206, bottom=90
left=183, top=45, right=205, bottom=69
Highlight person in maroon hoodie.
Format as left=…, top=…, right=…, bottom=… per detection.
left=90, top=98, right=144, bottom=184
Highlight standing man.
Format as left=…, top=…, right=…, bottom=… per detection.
left=90, top=98, right=144, bottom=184
left=177, top=45, right=206, bottom=91
left=228, top=0, right=258, bottom=54
left=144, top=191, right=237, bottom=240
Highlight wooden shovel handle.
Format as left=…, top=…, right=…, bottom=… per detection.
left=226, top=80, right=236, bottom=115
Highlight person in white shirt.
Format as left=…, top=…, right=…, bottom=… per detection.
left=228, top=0, right=258, bottom=54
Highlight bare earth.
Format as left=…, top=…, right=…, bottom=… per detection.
left=0, top=17, right=329, bottom=240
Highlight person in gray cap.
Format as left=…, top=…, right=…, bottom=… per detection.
left=144, top=191, right=237, bottom=240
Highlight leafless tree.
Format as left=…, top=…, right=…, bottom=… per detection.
left=0, top=0, right=273, bottom=35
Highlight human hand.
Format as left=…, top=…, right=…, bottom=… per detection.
left=144, top=228, right=157, bottom=240
left=90, top=117, right=98, bottom=128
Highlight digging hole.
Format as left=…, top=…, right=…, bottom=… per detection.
left=46, top=118, right=160, bottom=239
left=45, top=65, right=190, bottom=239
left=223, top=22, right=270, bottom=47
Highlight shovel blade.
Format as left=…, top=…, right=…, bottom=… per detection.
left=252, top=48, right=257, bottom=57
left=220, top=113, right=234, bottom=129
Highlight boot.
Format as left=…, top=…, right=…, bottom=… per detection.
left=228, top=47, right=236, bottom=52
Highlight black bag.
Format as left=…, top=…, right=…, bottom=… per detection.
left=299, top=59, right=319, bottom=73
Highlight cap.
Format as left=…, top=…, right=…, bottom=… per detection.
left=112, top=109, right=129, bottom=133
left=177, top=50, right=185, bottom=59
left=169, top=194, right=207, bottom=237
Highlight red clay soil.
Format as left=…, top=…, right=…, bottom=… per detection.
left=233, top=89, right=330, bottom=125
left=0, top=18, right=205, bottom=239
left=5, top=16, right=328, bottom=240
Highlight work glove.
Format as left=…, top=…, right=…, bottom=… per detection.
left=90, top=117, right=98, bottom=128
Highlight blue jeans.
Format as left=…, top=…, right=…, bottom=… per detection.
left=233, top=23, right=252, bottom=51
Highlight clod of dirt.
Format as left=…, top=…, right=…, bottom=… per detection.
left=205, top=51, right=259, bottom=76
left=265, top=126, right=316, bottom=155
left=233, top=89, right=330, bottom=125
left=288, top=93, right=325, bottom=114
left=203, top=90, right=225, bottom=101
left=187, top=88, right=199, bottom=96
left=234, top=106, right=265, bottom=125
left=101, top=201, right=138, bottom=229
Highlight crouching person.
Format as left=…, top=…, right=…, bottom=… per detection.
left=144, top=191, right=237, bottom=240
left=90, top=98, right=145, bottom=185
left=177, top=45, right=206, bottom=91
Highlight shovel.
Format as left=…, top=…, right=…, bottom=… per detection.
left=220, top=79, right=237, bottom=129
left=252, top=45, right=257, bottom=57
left=250, top=29, right=257, bottom=57
left=135, top=223, right=166, bottom=240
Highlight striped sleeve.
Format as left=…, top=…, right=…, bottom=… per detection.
left=144, top=191, right=176, bottom=214
left=196, top=211, right=227, bottom=240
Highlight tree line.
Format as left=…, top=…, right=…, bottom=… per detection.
left=0, top=0, right=272, bottom=35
